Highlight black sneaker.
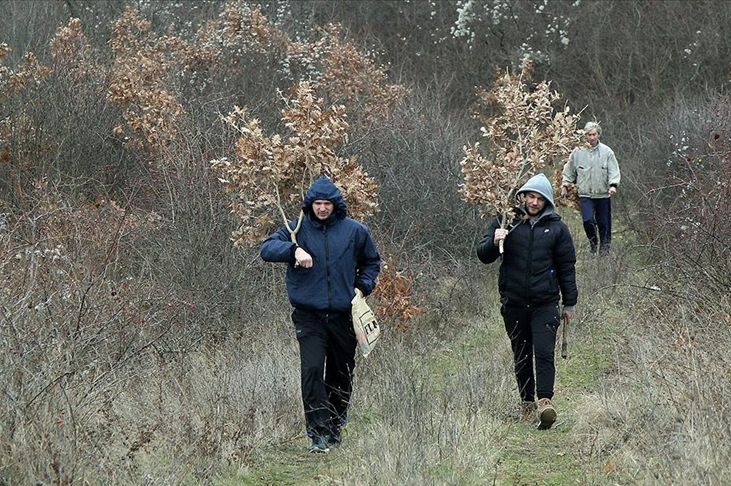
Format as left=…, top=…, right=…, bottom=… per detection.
left=326, top=431, right=341, bottom=448
left=308, top=435, right=330, bottom=454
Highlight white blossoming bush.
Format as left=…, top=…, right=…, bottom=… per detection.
left=450, top=0, right=575, bottom=66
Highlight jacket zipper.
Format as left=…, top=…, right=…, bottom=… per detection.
left=324, top=224, right=332, bottom=310
left=525, top=222, right=534, bottom=306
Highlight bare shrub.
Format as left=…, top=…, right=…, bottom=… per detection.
left=0, top=44, right=53, bottom=203
left=0, top=181, right=191, bottom=483
left=1, top=18, right=138, bottom=204
left=557, top=1, right=731, bottom=110
left=629, top=93, right=730, bottom=302
left=131, top=123, right=286, bottom=341
left=356, top=80, right=482, bottom=258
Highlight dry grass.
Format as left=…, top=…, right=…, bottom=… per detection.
left=1, top=2, right=730, bottom=484
left=2, top=189, right=730, bottom=485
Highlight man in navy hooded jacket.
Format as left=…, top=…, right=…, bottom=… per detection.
left=261, top=176, right=381, bottom=453
left=477, top=173, right=578, bottom=430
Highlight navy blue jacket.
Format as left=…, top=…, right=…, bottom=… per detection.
left=260, top=176, right=381, bottom=313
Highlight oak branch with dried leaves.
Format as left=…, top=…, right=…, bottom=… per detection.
left=211, top=82, right=422, bottom=326
left=211, top=82, right=378, bottom=247
left=460, top=64, right=582, bottom=253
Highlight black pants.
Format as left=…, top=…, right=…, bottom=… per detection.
left=501, top=303, right=560, bottom=402
left=579, top=197, right=612, bottom=253
left=292, top=308, right=357, bottom=437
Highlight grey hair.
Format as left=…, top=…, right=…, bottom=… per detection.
left=583, top=121, right=602, bottom=135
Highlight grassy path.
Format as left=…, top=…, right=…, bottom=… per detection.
left=230, top=242, right=624, bottom=484
left=490, top=322, right=615, bottom=484
left=229, top=312, right=619, bottom=485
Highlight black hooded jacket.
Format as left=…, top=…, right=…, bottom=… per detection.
left=477, top=211, right=578, bottom=308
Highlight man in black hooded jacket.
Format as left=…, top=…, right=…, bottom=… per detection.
left=261, top=176, right=381, bottom=452
left=477, top=173, right=578, bottom=429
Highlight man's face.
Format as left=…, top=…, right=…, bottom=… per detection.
left=312, top=200, right=334, bottom=220
left=585, top=129, right=599, bottom=147
left=523, top=192, right=547, bottom=217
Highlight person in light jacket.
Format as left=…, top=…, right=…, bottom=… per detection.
left=477, top=174, right=578, bottom=429
left=561, top=121, right=620, bottom=255
left=261, top=176, right=381, bottom=453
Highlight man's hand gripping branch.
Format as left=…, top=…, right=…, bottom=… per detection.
left=294, top=247, right=313, bottom=268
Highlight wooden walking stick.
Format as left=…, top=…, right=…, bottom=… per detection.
left=560, top=315, right=569, bottom=359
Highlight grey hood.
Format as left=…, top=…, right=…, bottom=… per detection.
left=516, top=173, right=555, bottom=211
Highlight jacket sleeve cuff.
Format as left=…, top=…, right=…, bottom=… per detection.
left=355, top=282, right=372, bottom=297
left=562, top=305, right=575, bottom=313
left=289, top=244, right=299, bottom=261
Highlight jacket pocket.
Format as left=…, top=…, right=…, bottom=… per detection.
left=549, top=267, right=559, bottom=294
left=336, top=237, right=355, bottom=262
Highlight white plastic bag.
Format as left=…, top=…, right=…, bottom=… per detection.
left=351, top=290, right=380, bottom=357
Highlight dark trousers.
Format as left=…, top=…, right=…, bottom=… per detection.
left=292, top=308, right=357, bottom=437
left=579, top=197, right=612, bottom=253
left=501, top=303, right=561, bottom=401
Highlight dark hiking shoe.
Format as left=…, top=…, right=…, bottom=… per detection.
left=326, top=431, right=342, bottom=448
left=308, top=435, right=330, bottom=454
left=520, top=401, right=537, bottom=422
left=325, top=414, right=346, bottom=448
left=536, top=398, right=557, bottom=430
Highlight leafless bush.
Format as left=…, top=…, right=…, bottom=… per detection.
left=353, top=80, right=482, bottom=257
left=1, top=19, right=139, bottom=204
left=0, top=181, right=196, bottom=483
left=628, top=93, right=730, bottom=303
left=133, top=122, right=288, bottom=341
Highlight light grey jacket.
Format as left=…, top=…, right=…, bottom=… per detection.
left=562, top=143, right=620, bottom=198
